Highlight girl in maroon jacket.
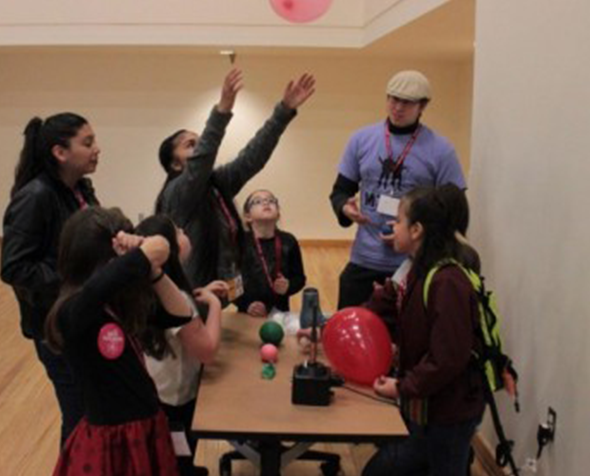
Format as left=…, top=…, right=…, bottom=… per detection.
left=363, top=185, right=485, bottom=476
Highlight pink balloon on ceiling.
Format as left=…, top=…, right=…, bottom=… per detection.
left=269, top=0, right=333, bottom=24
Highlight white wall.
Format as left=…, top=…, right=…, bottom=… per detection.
left=0, top=48, right=472, bottom=240
left=470, top=1, right=590, bottom=474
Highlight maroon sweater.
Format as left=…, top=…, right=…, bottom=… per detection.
left=367, top=265, right=485, bottom=425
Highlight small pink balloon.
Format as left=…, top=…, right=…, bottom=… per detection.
left=269, top=0, right=333, bottom=24
left=260, top=343, right=279, bottom=363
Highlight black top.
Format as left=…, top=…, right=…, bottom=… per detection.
left=235, top=230, right=306, bottom=313
left=58, top=249, right=188, bottom=426
left=1, top=173, right=98, bottom=338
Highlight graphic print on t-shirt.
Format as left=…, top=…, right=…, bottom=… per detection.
left=377, top=155, right=404, bottom=191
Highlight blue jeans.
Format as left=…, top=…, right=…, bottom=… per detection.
left=34, top=338, right=84, bottom=447
left=362, top=417, right=480, bottom=476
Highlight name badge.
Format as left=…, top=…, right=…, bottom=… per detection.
left=226, top=273, right=244, bottom=302
left=377, top=195, right=400, bottom=217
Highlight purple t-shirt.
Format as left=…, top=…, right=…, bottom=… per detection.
left=338, top=121, right=466, bottom=272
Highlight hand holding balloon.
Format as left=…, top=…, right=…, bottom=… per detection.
left=373, top=376, right=399, bottom=399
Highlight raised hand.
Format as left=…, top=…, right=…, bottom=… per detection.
left=112, top=231, right=144, bottom=256
left=282, top=73, right=316, bottom=110
left=218, top=68, right=244, bottom=113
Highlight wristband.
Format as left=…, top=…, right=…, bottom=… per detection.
left=151, top=270, right=166, bottom=284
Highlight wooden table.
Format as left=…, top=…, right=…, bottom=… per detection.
left=192, top=313, right=407, bottom=475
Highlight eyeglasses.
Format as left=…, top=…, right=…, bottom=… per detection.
left=249, top=197, right=279, bottom=207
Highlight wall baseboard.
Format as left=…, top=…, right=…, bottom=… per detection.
left=299, top=239, right=353, bottom=248
left=472, top=432, right=509, bottom=476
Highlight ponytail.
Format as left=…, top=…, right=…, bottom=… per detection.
left=11, top=112, right=88, bottom=197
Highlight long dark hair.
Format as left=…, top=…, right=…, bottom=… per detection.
left=45, top=207, right=152, bottom=352
left=12, top=113, right=88, bottom=197
left=154, top=130, right=185, bottom=214
left=135, top=214, right=192, bottom=359
left=404, top=185, right=464, bottom=278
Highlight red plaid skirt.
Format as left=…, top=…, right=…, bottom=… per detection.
left=53, top=410, right=179, bottom=476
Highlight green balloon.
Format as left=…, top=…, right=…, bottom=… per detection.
left=259, top=321, right=284, bottom=346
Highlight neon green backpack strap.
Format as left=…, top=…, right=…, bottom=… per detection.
left=423, top=258, right=461, bottom=304
left=423, top=259, right=504, bottom=392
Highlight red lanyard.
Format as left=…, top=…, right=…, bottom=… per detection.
left=213, top=188, right=238, bottom=245
left=384, top=122, right=422, bottom=174
left=73, top=187, right=88, bottom=210
left=253, top=233, right=282, bottom=294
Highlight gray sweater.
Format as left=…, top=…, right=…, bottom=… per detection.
left=158, top=102, right=297, bottom=289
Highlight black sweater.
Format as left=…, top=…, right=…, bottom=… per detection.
left=236, top=230, right=306, bottom=313
left=58, top=250, right=189, bottom=425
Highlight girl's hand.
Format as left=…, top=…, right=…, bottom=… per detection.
left=282, top=73, right=316, bottom=110
left=218, top=68, right=244, bottom=113
left=139, top=235, right=170, bottom=270
left=199, top=280, right=230, bottom=299
left=373, top=376, right=399, bottom=399
left=247, top=301, right=267, bottom=317
left=112, top=231, right=144, bottom=256
left=193, top=288, right=221, bottom=307
left=342, top=197, right=370, bottom=225
left=273, top=275, right=289, bottom=295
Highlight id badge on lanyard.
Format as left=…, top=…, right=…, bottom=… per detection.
left=225, top=264, right=244, bottom=302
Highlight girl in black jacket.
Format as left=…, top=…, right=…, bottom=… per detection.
left=1, top=113, right=100, bottom=446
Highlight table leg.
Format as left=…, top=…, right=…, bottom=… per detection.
left=258, top=440, right=282, bottom=476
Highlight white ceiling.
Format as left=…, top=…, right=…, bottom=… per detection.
left=0, top=0, right=474, bottom=61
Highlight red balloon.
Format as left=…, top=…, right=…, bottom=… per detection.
left=269, top=0, right=333, bottom=24
left=322, top=307, right=392, bottom=386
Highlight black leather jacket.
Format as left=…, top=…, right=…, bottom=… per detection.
left=1, top=173, right=98, bottom=339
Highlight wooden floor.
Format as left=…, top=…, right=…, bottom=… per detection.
left=0, top=244, right=487, bottom=475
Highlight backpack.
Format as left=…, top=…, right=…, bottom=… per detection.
left=424, top=259, right=521, bottom=474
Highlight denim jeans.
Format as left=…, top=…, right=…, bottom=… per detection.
left=362, top=416, right=481, bottom=476
left=33, top=338, right=84, bottom=447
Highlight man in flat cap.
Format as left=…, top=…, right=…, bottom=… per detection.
left=329, top=70, right=466, bottom=309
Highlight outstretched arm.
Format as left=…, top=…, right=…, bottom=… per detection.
left=214, top=73, right=317, bottom=197
left=160, top=69, right=243, bottom=216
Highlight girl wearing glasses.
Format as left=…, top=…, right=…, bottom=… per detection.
left=236, top=190, right=306, bottom=317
